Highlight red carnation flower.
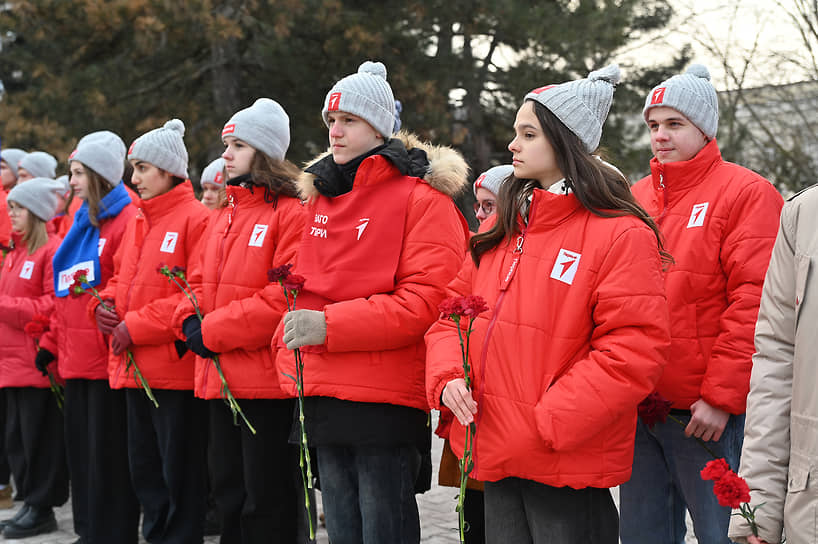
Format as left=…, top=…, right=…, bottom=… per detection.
left=439, top=295, right=489, bottom=321
left=72, top=269, right=89, bottom=283
left=282, top=273, right=306, bottom=293
left=268, top=264, right=293, bottom=284
left=462, top=295, right=489, bottom=317
left=638, top=392, right=674, bottom=429
left=700, top=458, right=732, bottom=482
left=24, top=321, right=45, bottom=339
left=712, top=471, right=751, bottom=508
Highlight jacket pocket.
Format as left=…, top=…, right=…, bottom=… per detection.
left=795, top=253, right=811, bottom=326
left=783, top=459, right=817, bottom=543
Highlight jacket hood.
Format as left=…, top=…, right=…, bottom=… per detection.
left=297, top=130, right=469, bottom=200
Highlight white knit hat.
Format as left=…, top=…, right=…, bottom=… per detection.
left=1, top=148, right=26, bottom=177
left=222, top=98, right=290, bottom=161
left=200, top=158, right=225, bottom=188
left=7, top=177, right=65, bottom=221
left=69, top=131, right=127, bottom=186
left=643, top=64, right=719, bottom=139
left=473, top=164, right=514, bottom=198
left=128, top=119, right=189, bottom=178
left=19, top=151, right=57, bottom=179
left=55, top=175, right=71, bottom=198
left=525, top=64, right=620, bottom=153
left=322, top=61, right=396, bottom=139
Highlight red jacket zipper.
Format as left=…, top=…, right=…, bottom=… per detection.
left=113, top=209, right=150, bottom=386
left=472, top=201, right=532, bottom=476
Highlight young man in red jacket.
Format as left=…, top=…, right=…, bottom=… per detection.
left=620, top=64, right=784, bottom=544
left=277, top=61, right=469, bottom=544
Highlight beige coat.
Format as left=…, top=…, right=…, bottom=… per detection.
left=728, top=185, right=818, bottom=544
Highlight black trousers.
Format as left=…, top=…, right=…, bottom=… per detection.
left=64, top=379, right=139, bottom=544
left=208, top=397, right=299, bottom=544
left=126, top=388, right=207, bottom=544
left=0, top=389, right=12, bottom=485
left=4, top=387, right=68, bottom=507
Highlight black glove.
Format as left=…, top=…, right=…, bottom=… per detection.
left=182, top=315, right=217, bottom=359
left=35, top=349, right=56, bottom=377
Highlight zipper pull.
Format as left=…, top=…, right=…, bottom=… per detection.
left=500, top=232, right=526, bottom=291
left=658, top=173, right=665, bottom=191
left=227, top=195, right=236, bottom=226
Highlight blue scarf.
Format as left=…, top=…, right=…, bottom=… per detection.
left=53, top=182, right=131, bottom=297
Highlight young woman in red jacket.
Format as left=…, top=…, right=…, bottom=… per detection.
left=90, top=119, right=211, bottom=544
left=43, top=131, right=140, bottom=543
left=173, top=98, right=306, bottom=543
left=425, top=66, right=672, bottom=544
left=0, top=178, right=69, bottom=539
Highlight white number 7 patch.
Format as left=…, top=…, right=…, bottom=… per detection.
left=687, top=203, right=709, bottom=228
left=249, top=224, right=268, bottom=247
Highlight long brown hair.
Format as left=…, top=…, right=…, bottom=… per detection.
left=250, top=151, right=301, bottom=201
left=22, top=211, right=48, bottom=255
left=471, top=100, right=671, bottom=265
left=82, top=165, right=114, bottom=228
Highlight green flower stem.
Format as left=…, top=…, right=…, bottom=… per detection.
left=282, top=286, right=314, bottom=539
left=455, top=316, right=476, bottom=544
left=36, top=345, right=64, bottom=411
left=81, top=284, right=158, bottom=408
left=47, top=372, right=64, bottom=411
left=166, top=273, right=255, bottom=434
left=125, top=350, right=158, bottom=408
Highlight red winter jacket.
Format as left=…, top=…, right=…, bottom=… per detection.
left=631, top=139, right=783, bottom=414
left=426, top=189, right=670, bottom=488
left=92, top=182, right=209, bottom=390
left=172, top=184, right=306, bottom=399
left=40, top=203, right=137, bottom=380
left=0, top=233, right=61, bottom=388
left=0, top=188, right=10, bottom=250
left=274, top=133, right=470, bottom=410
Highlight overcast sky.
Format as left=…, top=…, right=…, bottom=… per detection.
left=620, top=0, right=810, bottom=90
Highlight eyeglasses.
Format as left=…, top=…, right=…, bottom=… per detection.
left=473, top=200, right=496, bottom=216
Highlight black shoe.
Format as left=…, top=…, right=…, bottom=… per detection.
left=2, top=505, right=57, bottom=538
left=0, top=504, right=29, bottom=530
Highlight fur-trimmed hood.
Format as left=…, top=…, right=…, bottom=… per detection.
left=297, top=130, right=469, bottom=200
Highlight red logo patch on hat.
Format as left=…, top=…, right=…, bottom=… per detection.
left=474, top=174, right=486, bottom=188
left=650, top=87, right=666, bottom=105
left=214, top=171, right=223, bottom=184
left=128, top=142, right=136, bottom=156
left=68, top=149, right=77, bottom=160
left=530, top=85, right=556, bottom=95
left=222, top=124, right=236, bottom=137
left=328, top=92, right=342, bottom=112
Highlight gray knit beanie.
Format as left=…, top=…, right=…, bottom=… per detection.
left=56, top=175, right=70, bottom=198
left=128, top=119, right=189, bottom=178
left=1, top=148, right=26, bottom=177
left=69, top=131, right=126, bottom=186
left=643, top=64, right=719, bottom=139
left=322, top=61, right=396, bottom=139
left=222, top=98, right=290, bottom=161
left=525, top=64, right=620, bottom=153
left=7, top=177, right=65, bottom=221
left=19, top=151, right=57, bottom=179
left=473, top=164, right=514, bottom=198
left=200, top=158, right=225, bottom=188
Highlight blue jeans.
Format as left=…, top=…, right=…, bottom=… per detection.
left=619, top=412, right=745, bottom=544
left=316, top=444, right=421, bottom=544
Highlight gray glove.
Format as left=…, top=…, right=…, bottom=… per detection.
left=282, top=309, right=327, bottom=349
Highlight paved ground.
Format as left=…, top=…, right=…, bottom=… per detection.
left=1, top=412, right=697, bottom=543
